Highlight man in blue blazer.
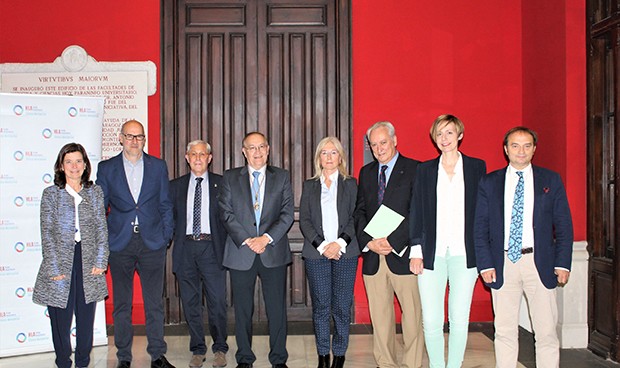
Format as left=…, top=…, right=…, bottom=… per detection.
left=170, top=140, right=228, bottom=368
left=354, top=121, right=424, bottom=368
left=96, top=120, right=175, bottom=368
left=474, top=126, right=573, bottom=368
left=218, top=132, right=294, bottom=368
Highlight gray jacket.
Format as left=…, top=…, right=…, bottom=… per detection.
left=33, top=184, right=109, bottom=308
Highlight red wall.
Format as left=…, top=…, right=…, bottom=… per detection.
left=0, top=0, right=585, bottom=325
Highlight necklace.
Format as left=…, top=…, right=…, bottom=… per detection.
left=252, top=174, right=265, bottom=210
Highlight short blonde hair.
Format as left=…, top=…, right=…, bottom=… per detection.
left=311, top=136, right=349, bottom=180
left=430, top=114, right=464, bottom=143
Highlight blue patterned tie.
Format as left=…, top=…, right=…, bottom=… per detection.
left=252, top=171, right=261, bottom=234
left=192, top=177, right=203, bottom=238
left=507, top=171, right=524, bottom=263
left=377, top=165, right=388, bottom=204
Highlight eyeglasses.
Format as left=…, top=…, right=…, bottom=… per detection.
left=244, top=144, right=268, bottom=153
left=121, top=133, right=146, bottom=141
left=320, top=150, right=339, bottom=156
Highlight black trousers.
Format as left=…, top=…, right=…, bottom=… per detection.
left=229, top=256, right=288, bottom=365
left=177, top=238, right=229, bottom=355
left=108, top=233, right=167, bottom=361
left=48, top=241, right=97, bottom=368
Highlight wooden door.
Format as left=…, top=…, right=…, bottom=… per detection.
left=586, top=0, right=620, bottom=362
left=162, top=0, right=351, bottom=324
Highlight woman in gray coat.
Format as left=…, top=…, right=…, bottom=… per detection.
left=299, top=137, right=359, bottom=368
left=33, top=143, right=109, bottom=368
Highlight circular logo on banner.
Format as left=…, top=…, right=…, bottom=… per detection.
left=15, top=288, right=26, bottom=298
left=14, top=151, right=24, bottom=161
left=42, top=173, right=53, bottom=184
left=14, top=197, right=24, bottom=207
left=13, top=105, right=24, bottom=116
left=14, top=242, right=25, bottom=253
left=16, top=333, right=27, bottom=343
left=42, top=128, right=53, bottom=139
left=68, top=107, right=78, bottom=117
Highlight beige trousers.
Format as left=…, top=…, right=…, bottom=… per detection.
left=363, top=255, right=424, bottom=368
left=492, top=252, right=559, bottom=368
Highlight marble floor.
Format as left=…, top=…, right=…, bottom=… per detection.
left=0, top=331, right=616, bottom=368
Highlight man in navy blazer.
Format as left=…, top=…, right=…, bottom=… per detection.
left=218, top=132, right=294, bottom=368
left=474, top=126, right=573, bottom=368
left=96, top=120, right=175, bottom=368
left=354, top=121, right=424, bottom=368
left=170, top=140, right=228, bottom=368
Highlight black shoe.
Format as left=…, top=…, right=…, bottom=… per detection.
left=331, top=355, right=345, bottom=368
left=117, top=361, right=131, bottom=368
left=318, top=354, right=330, bottom=368
left=272, top=365, right=288, bottom=368
left=235, top=364, right=253, bottom=368
left=152, top=355, right=176, bottom=368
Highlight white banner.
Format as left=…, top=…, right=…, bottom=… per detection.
left=0, top=93, right=107, bottom=357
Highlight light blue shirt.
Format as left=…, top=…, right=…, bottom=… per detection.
left=122, top=153, right=143, bottom=224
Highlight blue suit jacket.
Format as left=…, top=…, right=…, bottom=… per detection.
left=218, top=165, right=294, bottom=270
left=96, top=152, right=174, bottom=252
left=409, top=154, right=486, bottom=270
left=169, top=172, right=226, bottom=275
left=473, top=165, right=573, bottom=289
left=299, top=175, right=360, bottom=259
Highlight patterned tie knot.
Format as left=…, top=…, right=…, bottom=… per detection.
left=380, top=165, right=388, bottom=174
left=516, top=171, right=523, bottom=179
left=196, top=177, right=204, bottom=184
left=252, top=171, right=260, bottom=180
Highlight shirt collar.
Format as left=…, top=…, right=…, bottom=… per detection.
left=439, top=152, right=463, bottom=174
left=507, top=163, right=532, bottom=177
left=320, top=170, right=339, bottom=185
left=248, top=165, right=267, bottom=177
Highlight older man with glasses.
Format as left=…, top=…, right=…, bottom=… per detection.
left=218, top=132, right=294, bottom=368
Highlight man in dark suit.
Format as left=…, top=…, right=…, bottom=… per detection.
left=96, top=120, right=175, bottom=368
left=354, top=121, right=424, bottom=368
left=218, top=132, right=294, bottom=368
left=170, top=140, right=228, bottom=368
left=474, top=126, right=573, bottom=368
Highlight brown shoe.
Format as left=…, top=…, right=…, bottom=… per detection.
left=189, top=354, right=206, bottom=368
left=213, top=351, right=227, bottom=367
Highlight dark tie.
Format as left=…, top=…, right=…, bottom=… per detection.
left=378, top=165, right=388, bottom=204
left=252, top=171, right=261, bottom=234
left=507, top=171, right=524, bottom=263
left=193, top=177, right=203, bottom=238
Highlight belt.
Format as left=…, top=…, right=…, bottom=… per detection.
left=505, top=247, right=533, bottom=255
left=133, top=225, right=140, bottom=233
left=186, top=233, right=212, bottom=241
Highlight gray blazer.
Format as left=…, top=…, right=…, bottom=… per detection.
left=33, top=184, right=109, bottom=308
left=299, top=175, right=360, bottom=259
left=219, top=165, right=294, bottom=270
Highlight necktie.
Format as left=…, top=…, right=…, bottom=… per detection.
left=507, top=171, right=524, bottom=263
left=252, top=171, right=261, bottom=234
left=377, top=165, right=388, bottom=204
left=193, top=177, right=203, bottom=238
